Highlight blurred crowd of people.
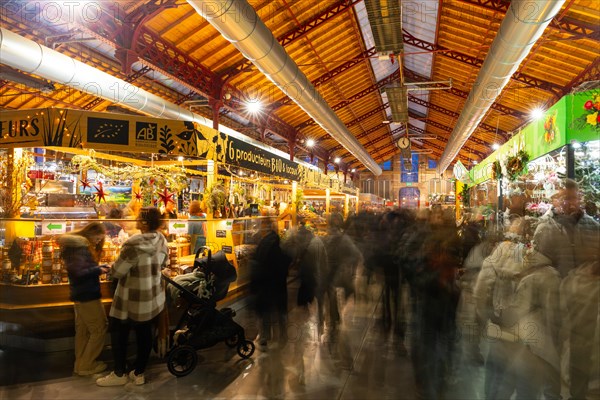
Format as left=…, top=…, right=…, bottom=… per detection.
left=59, top=177, right=598, bottom=397
left=248, top=178, right=599, bottom=400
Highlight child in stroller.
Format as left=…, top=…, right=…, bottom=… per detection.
left=163, top=248, right=255, bottom=377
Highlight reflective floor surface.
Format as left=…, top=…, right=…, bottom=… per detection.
left=1, top=277, right=598, bottom=400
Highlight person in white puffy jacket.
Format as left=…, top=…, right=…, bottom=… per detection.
left=560, top=260, right=600, bottom=400
left=475, top=217, right=562, bottom=400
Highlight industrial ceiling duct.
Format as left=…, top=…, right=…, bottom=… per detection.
left=364, top=0, right=404, bottom=57
left=188, top=0, right=382, bottom=176
left=385, top=86, right=409, bottom=123
left=0, top=66, right=55, bottom=93
left=0, top=28, right=209, bottom=125
left=437, top=0, right=565, bottom=173
left=0, top=28, right=331, bottom=172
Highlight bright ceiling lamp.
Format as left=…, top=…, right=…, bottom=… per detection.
left=492, top=143, right=500, bottom=150
left=306, top=138, right=315, bottom=147
left=334, top=157, right=341, bottom=163
left=246, top=99, right=262, bottom=113
left=530, top=107, right=545, bottom=120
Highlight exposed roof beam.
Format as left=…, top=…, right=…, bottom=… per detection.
left=296, top=69, right=400, bottom=130
left=274, top=47, right=378, bottom=109
left=402, top=68, right=527, bottom=118
left=219, top=0, right=363, bottom=80
left=402, top=29, right=562, bottom=96
left=455, top=0, right=600, bottom=39
left=408, top=95, right=509, bottom=140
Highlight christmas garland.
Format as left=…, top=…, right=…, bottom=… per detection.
left=491, top=160, right=502, bottom=180
left=65, top=155, right=189, bottom=193
left=505, top=150, right=530, bottom=181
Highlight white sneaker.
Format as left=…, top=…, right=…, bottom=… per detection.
left=129, top=370, right=145, bottom=385
left=96, top=371, right=128, bottom=386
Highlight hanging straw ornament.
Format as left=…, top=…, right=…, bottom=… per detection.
left=157, top=187, right=174, bottom=207
left=94, top=182, right=108, bottom=203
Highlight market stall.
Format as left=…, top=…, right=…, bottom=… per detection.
left=465, top=89, right=600, bottom=222
left=0, top=107, right=357, bottom=344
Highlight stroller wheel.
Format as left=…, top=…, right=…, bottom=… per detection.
left=167, top=345, right=198, bottom=377
left=237, top=340, right=255, bottom=359
left=225, top=334, right=239, bottom=348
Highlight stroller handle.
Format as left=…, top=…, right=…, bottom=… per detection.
left=195, top=246, right=212, bottom=264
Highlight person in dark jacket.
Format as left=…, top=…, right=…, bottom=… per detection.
left=58, top=222, right=109, bottom=377
left=249, top=218, right=291, bottom=349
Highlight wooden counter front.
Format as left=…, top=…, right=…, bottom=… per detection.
left=0, top=282, right=114, bottom=338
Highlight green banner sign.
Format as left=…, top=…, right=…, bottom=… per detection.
left=469, top=90, right=600, bottom=186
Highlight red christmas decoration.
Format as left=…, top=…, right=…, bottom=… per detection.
left=134, top=189, right=143, bottom=202
left=94, top=182, right=108, bottom=203
left=157, top=187, right=174, bottom=207
left=80, top=179, right=91, bottom=190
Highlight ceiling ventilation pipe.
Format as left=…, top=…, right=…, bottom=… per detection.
left=0, top=27, right=211, bottom=125
left=188, top=0, right=382, bottom=176
left=437, top=0, right=565, bottom=173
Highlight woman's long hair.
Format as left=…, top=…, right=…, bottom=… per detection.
left=71, top=221, right=106, bottom=262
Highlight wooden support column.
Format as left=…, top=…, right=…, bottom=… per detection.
left=291, top=181, right=297, bottom=226
left=344, top=194, right=349, bottom=219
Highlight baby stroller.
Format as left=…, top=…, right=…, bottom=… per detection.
left=163, top=247, right=255, bottom=377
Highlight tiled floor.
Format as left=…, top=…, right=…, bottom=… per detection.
left=1, top=277, right=599, bottom=400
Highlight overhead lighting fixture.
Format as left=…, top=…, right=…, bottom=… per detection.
left=492, top=143, right=500, bottom=150
left=246, top=99, right=262, bottom=113
left=178, top=156, right=184, bottom=162
left=351, top=168, right=356, bottom=173
left=530, top=107, right=545, bottom=120
left=408, top=135, right=437, bottom=140
left=385, top=86, right=409, bottom=123
left=306, top=138, right=315, bottom=147
left=334, top=157, right=341, bottom=163
left=382, top=120, right=391, bottom=124
left=473, top=160, right=478, bottom=164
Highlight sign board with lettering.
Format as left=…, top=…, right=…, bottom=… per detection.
left=168, top=220, right=188, bottom=235
left=222, top=245, right=233, bottom=254
left=221, top=134, right=308, bottom=181
left=0, top=108, right=357, bottom=194
left=42, top=221, right=66, bottom=235
left=0, top=108, right=216, bottom=158
left=216, top=230, right=227, bottom=238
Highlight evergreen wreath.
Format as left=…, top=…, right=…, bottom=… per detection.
left=505, top=150, right=530, bottom=181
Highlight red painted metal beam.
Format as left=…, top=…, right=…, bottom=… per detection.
left=219, top=0, right=363, bottom=80
left=340, top=127, right=479, bottom=163
left=408, top=95, right=509, bottom=139
left=402, top=30, right=562, bottom=95
left=402, top=68, right=527, bottom=118
left=327, top=107, right=485, bottom=158
left=455, top=0, right=599, bottom=39
left=275, top=47, right=378, bottom=108
left=134, top=27, right=215, bottom=95
left=558, top=57, right=600, bottom=98
left=68, top=8, right=349, bottom=166
left=295, top=69, right=400, bottom=130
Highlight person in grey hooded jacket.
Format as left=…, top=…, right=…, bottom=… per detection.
left=96, top=207, right=169, bottom=387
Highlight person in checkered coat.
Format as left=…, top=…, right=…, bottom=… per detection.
left=96, top=207, right=169, bottom=387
